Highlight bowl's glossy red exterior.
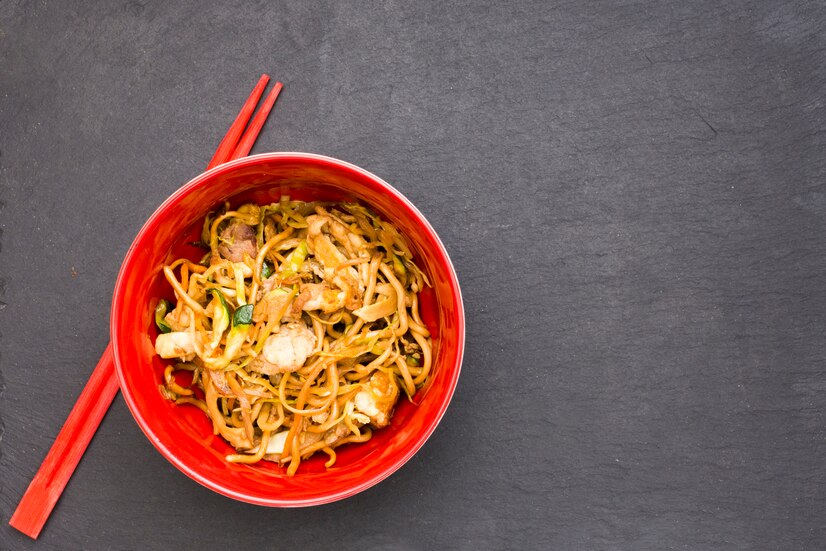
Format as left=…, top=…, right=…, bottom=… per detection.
left=110, top=153, right=464, bottom=506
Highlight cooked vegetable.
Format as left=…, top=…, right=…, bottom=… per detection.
left=279, top=239, right=308, bottom=278
left=260, top=260, right=274, bottom=279
left=208, top=289, right=230, bottom=348
left=154, top=299, right=172, bottom=333
left=233, top=303, right=254, bottom=326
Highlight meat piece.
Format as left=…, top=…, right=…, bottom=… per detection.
left=305, top=215, right=364, bottom=310
left=154, top=331, right=197, bottom=361
left=292, top=283, right=347, bottom=315
left=308, top=227, right=348, bottom=270
left=252, top=288, right=293, bottom=324
left=323, top=422, right=351, bottom=445
left=354, top=371, right=400, bottom=428
left=249, top=323, right=316, bottom=375
left=163, top=303, right=191, bottom=332
left=217, top=221, right=258, bottom=262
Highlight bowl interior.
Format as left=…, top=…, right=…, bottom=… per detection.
left=111, top=153, right=463, bottom=506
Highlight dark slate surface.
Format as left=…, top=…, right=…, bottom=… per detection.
left=1, top=1, right=825, bottom=549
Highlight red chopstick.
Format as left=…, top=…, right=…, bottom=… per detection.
left=8, top=345, right=118, bottom=539
left=206, top=73, right=270, bottom=170
left=231, top=81, right=282, bottom=160
left=9, top=75, right=282, bottom=540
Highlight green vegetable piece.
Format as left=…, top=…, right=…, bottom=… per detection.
left=215, top=303, right=254, bottom=369
left=393, top=254, right=406, bottom=277
left=208, top=289, right=230, bottom=340
left=209, top=288, right=230, bottom=310
left=279, top=240, right=308, bottom=277
left=200, top=212, right=214, bottom=246
left=261, top=260, right=274, bottom=279
left=406, top=355, right=420, bottom=367
left=233, top=303, right=254, bottom=326
left=154, top=299, right=172, bottom=333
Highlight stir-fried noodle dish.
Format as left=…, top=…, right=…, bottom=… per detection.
left=153, top=197, right=433, bottom=475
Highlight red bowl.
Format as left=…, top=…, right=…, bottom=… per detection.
left=110, top=152, right=464, bottom=506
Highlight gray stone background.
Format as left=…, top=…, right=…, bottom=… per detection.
left=1, top=1, right=825, bottom=549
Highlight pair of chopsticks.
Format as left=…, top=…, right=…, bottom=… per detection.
left=9, top=74, right=283, bottom=540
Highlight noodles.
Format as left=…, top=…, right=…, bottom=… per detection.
left=153, top=197, right=432, bottom=475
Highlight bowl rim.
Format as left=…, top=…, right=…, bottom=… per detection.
left=110, top=152, right=465, bottom=506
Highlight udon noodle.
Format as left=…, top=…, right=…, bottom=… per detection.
left=152, top=197, right=432, bottom=475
